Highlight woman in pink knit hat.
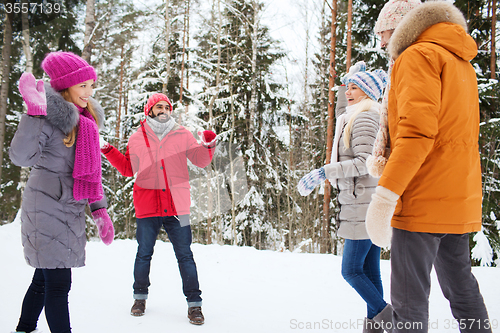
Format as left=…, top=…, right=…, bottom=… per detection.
left=10, top=51, right=114, bottom=333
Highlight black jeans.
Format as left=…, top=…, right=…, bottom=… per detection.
left=391, top=228, right=491, bottom=333
left=16, top=268, right=72, bottom=333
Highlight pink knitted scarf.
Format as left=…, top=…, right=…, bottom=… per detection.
left=73, top=105, right=103, bottom=203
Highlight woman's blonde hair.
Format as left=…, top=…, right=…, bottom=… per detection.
left=60, top=89, right=99, bottom=147
left=343, top=98, right=373, bottom=149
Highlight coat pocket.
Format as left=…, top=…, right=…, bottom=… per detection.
left=133, top=185, right=159, bottom=216
left=169, top=177, right=191, bottom=214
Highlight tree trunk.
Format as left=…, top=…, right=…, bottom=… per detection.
left=248, top=0, right=259, bottom=146
left=163, top=0, right=171, bottom=94
left=228, top=51, right=237, bottom=245
left=304, top=3, right=311, bottom=167
left=205, top=0, right=223, bottom=245
left=207, top=0, right=222, bottom=130
left=229, top=106, right=237, bottom=245
left=20, top=0, right=33, bottom=195
left=302, top=5, right=313, bottom=250
left=304, top=5, right=310, bottom=116
left=21, top=2, right=32, bottom=74
left=346, top=0, right=352, bottom=69
left=0, top=12, right=13, bottom=183
left=184, top=0, right=191, bottom=120
left=283, top=68, right=294, bottom=251
left=288, top=101, right=294, bottom=251
left=315, top=2, right=329, bottom=253
left=179, top=1, right=189, bottom=125
left=116, top=44, right=125, bottom=143
left=491, top=0, right=497, bottom=79
left=82, top=0, right=96, bottom=62
left=321, top=0, right=338, bottom=254
left=319, top=2, right=327, bottom=146
left=123, top=83, right=129, bottom=141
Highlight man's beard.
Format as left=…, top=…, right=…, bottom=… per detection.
left=152, top=112, right=170, bottom=123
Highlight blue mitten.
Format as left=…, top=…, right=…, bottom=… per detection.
left=297, top=167, right=326, bottom=196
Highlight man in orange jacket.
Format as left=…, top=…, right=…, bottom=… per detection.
left=365, top=2, right=492, bottom=332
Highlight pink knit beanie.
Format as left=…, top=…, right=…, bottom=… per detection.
left=144, top=93, right=173, bottom=116
left=374, top=0, right=421, bottom=34
left=41, top=52, right=97, bottom=91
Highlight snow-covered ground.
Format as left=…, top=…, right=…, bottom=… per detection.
left=1, top=218, right=499, bottom=333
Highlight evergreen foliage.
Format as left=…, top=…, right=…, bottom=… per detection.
left=0, top=0, right=498, bottom=264
left=0, top=0, right=82, bottom=223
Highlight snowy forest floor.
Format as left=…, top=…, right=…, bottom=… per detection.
left=1, top=218, right=499, bottom=333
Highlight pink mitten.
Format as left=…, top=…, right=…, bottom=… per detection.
left=91, top=208, right=115, bottom=245
left=198, top=130, right=217, bottom=148
left=18, top=73, right=47, bottom=116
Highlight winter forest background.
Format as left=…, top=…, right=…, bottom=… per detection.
left=0, top=0, right=498, bottom=264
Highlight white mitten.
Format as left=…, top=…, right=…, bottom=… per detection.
left=365, top=186, right=399, bottom=247
left=198, top=130, right=217, bottom=148
left=99, top=136, right=110, bottom=150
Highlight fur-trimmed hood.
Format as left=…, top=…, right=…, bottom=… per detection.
left=44, top=82, right=105, bottom=134
left=388, top=1, right=476, bottom=60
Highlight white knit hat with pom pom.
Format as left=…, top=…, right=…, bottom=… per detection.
left=374, top=0, right=421, bottom=35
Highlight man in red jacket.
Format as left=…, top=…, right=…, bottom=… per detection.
left=101, top=93, right=216, bottom=325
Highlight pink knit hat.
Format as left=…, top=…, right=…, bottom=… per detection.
left=374, top=0, right=421, bottom=34
left=144, top=93, right=173, bottom=116
left=41, top=52, right=97, bottom=91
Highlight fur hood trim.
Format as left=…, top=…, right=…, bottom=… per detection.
left=389, top=1, right=468, bottom=59
left=44, top=82, right=105, bottom=134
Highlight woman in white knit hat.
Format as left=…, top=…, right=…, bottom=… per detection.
left=298, top=62, right=390, bottom=333
left=366, top=0, right=421, bottom=178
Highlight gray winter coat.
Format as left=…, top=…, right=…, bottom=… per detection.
left=9, top=83, right=106, bottom=269
left=325, top=87, right=380, bottom=240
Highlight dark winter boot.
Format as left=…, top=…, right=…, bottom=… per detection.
left=130, top=299, right=146, bottom=316
left=363, top=317, right=384, bottom=333
left=188, top=306, right=204, bottom=325
left=373, top=304, right=393, bottom=333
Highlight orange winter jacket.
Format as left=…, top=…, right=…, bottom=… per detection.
left=379, top=17, right=482, bottom=233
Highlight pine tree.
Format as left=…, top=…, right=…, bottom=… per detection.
left=0, top=0, right=82, bottom=223
left=454, top=0, right=500, bottom=263
left=192, top=0, right=288, bottom=248
left=90, top=0, right=145, bottom=239
left=308, top=0, right=340, bottom=254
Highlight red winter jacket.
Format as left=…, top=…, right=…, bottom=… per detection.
left=102, top=121, right=213, bottom=218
